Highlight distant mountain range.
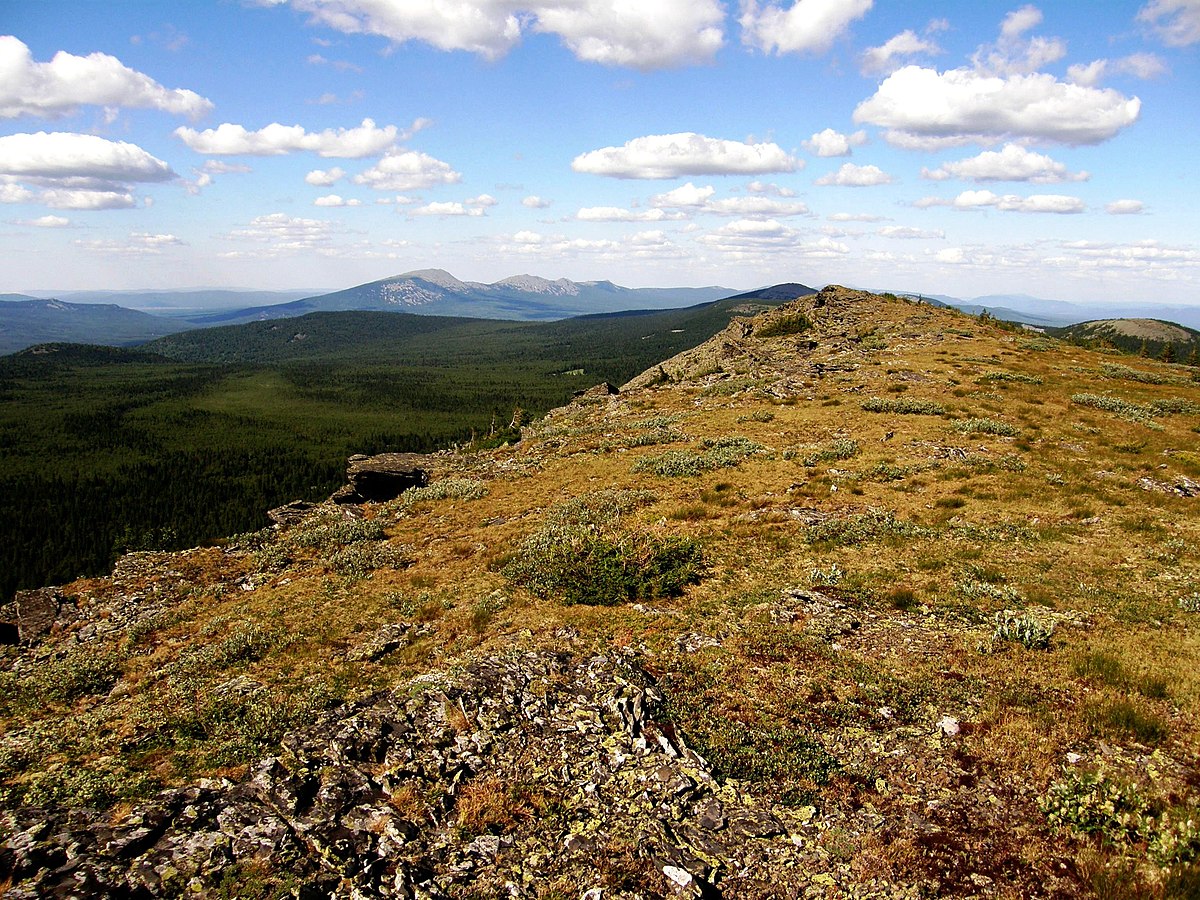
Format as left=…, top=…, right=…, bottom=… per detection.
left=3, top=270, right=1198, bottom=356
left=189, top=269, right=740, bottom=326
left=0, top=295, right=187, bottom=355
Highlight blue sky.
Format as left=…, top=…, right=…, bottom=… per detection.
left=1, top=0, right=1198, bottom=304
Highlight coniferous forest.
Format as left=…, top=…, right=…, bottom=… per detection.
left=1, top=302, right=776, bottom=597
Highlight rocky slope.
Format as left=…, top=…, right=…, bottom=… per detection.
left=3, top=286, right=1200, bottom=899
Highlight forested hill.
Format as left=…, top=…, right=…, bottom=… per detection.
left=1, top=292, right=794, bottom=597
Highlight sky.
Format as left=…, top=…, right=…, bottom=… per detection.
left=1, top=0, right=1198, bottom=305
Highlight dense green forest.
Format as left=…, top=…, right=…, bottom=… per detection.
left=1, top=298, right=780, bottom=597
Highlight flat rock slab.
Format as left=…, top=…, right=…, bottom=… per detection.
left=335, top=453, right=430, bottom=504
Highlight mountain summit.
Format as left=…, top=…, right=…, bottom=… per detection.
left=192, top=271, right=740, bottom=326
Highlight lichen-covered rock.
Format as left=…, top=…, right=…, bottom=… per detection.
left=0, top=652, right=833, bottom=899
left=336, top=453, right=431, bottom=504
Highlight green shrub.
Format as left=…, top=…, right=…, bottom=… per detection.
left=991, top=610, right=1054, bottom=649
left=977, top=371, right=1043, bottom=385
left=40, top=647, right=123, bottom=703
left=633, top=436, right=765, bottom=477
left=801, top=438, right=859, bottom=467
left=503, top=524, right=702, bottom=606
left=547, top=488, right=657, bottom=527
left=1071, top=393, right=1159, bottom=426
left=329, top=540, right=411, bottom=579
left=953, top=417, right=1020, bottom=436
left=288, top=515, right=386, bottom=550
left=861, top=397, right=945, bottom=415
left=398, top=478, right=488, bottom=507
left=757, top=311, right=812, bottom=338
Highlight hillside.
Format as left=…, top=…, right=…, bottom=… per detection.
left=1051, top=318, right=1200, bottom=363
left=3, top=287, right=1200, bottom=898
left=0, top=296, right=186, bottom=354
left=189, top=269, right=739, bottom=326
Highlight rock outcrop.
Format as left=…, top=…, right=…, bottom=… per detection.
left=333, top=453, right=431, bottom=504
left=1, top=652, right=815, bottom=899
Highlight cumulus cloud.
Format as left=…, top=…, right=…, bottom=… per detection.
left=305, top=166, right=345, bottom=186
left=531, top=0, right=725, bottom=68
left=740, top=0, right=873, bottom=55
left=1106, top=199, right=1145, bottom=214
left=650, top=182, right=717, bottom=207
left=266, top=0, right=724, bottom=68
left=802, top=128, right=868, bottom=157
left=828, top=212, right=887, bottom=222
left=0, top=35, right=211, bottom=119
left=0, top=131, right=174, bottom=182
left=202, top=160, right=252, bottom=175
left=815, top=162, right=893, bottom=186
left=222, top=212, right=350, bottom=256
left=878, top=225, right=944, bottom=239
left=921, top=144, right=1088, bottom=183
left=412, top=201, right=485, bottom=217
left=314, top=194, right=362, bottom=206
left=572, top=132, right=801, bottom=179
left=697, top=218, right=850, bottom=260
left=74, top=232, right=184, bottom=255
left=466, top=193, right=498, bottom=208
left=915, top=189, right=1085, bottom=213
left=352, top=150, right=462, bottom=191
left=11, top=214, right=70, bottom=227
left=521, top=195, right=551, bottom=208
left=855, top=65, right=1141, bottom=146
left=746, top=181, right=796, bottom=196
left=1068, top=53, right=1168, bottom=86
left=174, top=118, right=412, bottom=157
left=1138, top=0, right=1200, bottom=46
left=860, top=29, right=941, bottom=74
left=0, top=131, right=175, bottom=210
left=576, top=206, right=682, bottom=222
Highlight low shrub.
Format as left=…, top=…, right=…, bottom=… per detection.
left=991, top=609, right=1054, bottom=649
left=800, top=438, right=859, bottom=467
left=757, top=311, right=812, bottom=338
left=861, top=397, right=945, bottom=415
left=953, top=417, right=1020, bottom=437
left=503, top=524, right=702, bottom=606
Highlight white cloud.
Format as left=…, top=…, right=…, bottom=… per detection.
left=352, top=150, right=462, bottom=190
left=202, top=160, right=252, bottom=175
left=531, top=0, right=725, bottom=68
left=878, top=225, right=944, bottom=239
left=697, top=218, right=850, bottom=259
left=223, top=212, right=350, bottom=256
left=1067, top=53, right=1167, bottom=87
left=802, top=128, right=868, bottom=157
left=572, top=132, right=801, bottom=179
left=522, top=195, right=551, bottom=208
left=412, top=201, right=485, bottom=217
left=815, top=162, right=893, bottom=186
left=916, top=189, right=1085, bottom=214
left=305, top=166, right=345, bottom=186
left=921, top=144, right=1088, bottom=183
left=0, top=131, right=174, bottom=210
left=11, top=214, right=70, bottom=227
left=576, top=206, right=681, bottom=222
left=0, top=132, right=174, bottom=182
left=860, top=30, right=941, bottom=75
left=0, top=35, right=211, bottom=119
left=314, top=194, right=362, bottom=207
left=650, top=182, right=716, bottom=207
left=1138, top=0, right=1200, bottom=47
left=855, top=65, right=1141, bottom=146
left=746, top=180, right=796, bottom=196
left=647, top=182, right=810, bottom=218
left=1118, top=52, right=1168, bottom=79
left=74, top=232, right=184, bottom=255
left=466, top=193, right=498, bottom=207
left=828, top=212, right=886, bottom=222
left=1106, top=199, right=1145, bottom=215
left=269, top=0, right=724, bottom=68
left=973, top=6, right=1067, bottom=76
left=935, top=247, right=966, bottom=264
left=740, top=0, right=873, bottom=55
left=174, top=118, right=408, bottom=158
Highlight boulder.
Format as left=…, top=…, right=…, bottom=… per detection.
left=334, top=453, right=430, bottom=504
left=267, top=500, right=320, bottom=526
left=0, top=587, right=68, bottom=644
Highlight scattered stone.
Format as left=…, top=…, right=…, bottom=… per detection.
left=267, top=500, right=320, bottom=525
left=346, top=623, right=428, bottom=662
left=1137, top=475, right=1200, bottom=497
left=0, top=588, right=70, bottom=644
